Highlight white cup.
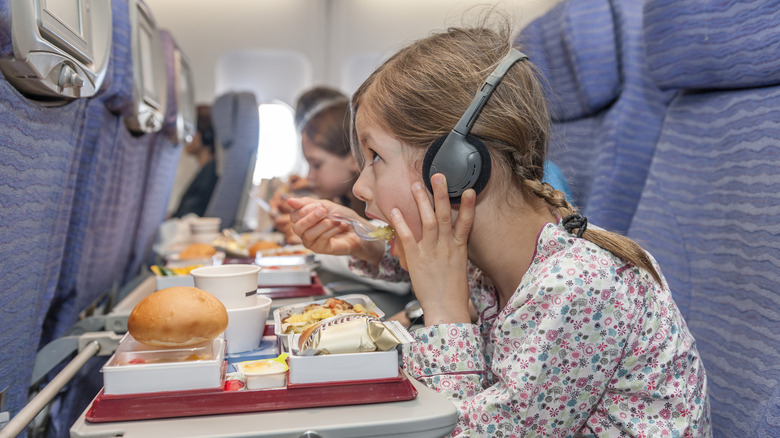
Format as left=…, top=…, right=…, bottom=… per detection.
left=224, top=295, right=272, bottom=354
left=190, top=264, right=261, bottom=309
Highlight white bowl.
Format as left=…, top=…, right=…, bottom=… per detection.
left=224, top=295, right=272, bottom=354
left=190, top=264, right=260, bottom=309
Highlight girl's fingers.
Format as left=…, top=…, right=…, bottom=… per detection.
left=454, top=188, right=476, bottom=243
left=389, top=207, right=413, bottom=246
left=430, top=173, right=454, bottom=238
left=411, top=180, right=437, bottom=241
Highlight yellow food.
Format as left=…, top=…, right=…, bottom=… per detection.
left=178, top=243, right=217, bottom=259
left=281, top=298, right=375, bottom=334
left=369, top=225, right=394, bottom=241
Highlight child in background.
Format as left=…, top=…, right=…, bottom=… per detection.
left=287, top=20, right=711, bottom=437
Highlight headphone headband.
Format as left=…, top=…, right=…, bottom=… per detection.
left=423, top=48, right=529, bottom=202
left=452, top=49, right=529, bottom=136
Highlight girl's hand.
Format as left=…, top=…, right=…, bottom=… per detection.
left=287, top=197, right=385, bottom=264
left=390, top=173, right=475, bottom=326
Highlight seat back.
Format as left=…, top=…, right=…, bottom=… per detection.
left=627, top=0, right=780, bottom=435
left=0, top=0, right=91, bottom=425
left=204, top=91, right=259, bottom=229
left=516, top=0, right=618, bottom=209
left=517, top=0, right=674, bottom=233
left=46, top=0, right=140, bottom=346
left=126, top=29, right=184, bottom=280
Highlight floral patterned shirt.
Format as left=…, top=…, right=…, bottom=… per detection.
left=351, top=222, right=711, bottom=437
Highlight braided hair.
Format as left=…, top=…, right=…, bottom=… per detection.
left=351, top=19, right=662, bottom=285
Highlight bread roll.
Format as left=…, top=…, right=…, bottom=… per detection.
left=178, top=243, right=217, bottom=259
left=298, top=321, right=322, bottom=351
left=128, top=286, right=228, bottom=348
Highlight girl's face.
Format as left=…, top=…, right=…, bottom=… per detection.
left=302, top=133, right=359, bottom=201
left=352, top=108, right=428, bottom=268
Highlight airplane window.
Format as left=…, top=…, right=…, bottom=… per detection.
left=252, top=102, right=306, bottom=184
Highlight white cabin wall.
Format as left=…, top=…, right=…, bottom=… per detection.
left=145, top=0, right=561, bottom=216
left=145, top=0, right=560, bottom=104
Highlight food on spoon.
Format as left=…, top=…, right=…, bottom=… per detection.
left=281, top=298, right=377, bottom=334
left=368, top=224, right=395, bottom=241
left=178, top=243, right=217, bottom=259
left=128, top=286, right=228, bottom=348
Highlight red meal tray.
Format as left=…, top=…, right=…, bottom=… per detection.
left=85, top=370, right=417, bottom=423
left=256, top=273, right=327, bottom=299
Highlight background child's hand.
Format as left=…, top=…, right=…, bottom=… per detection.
left=390, top=174, right=475, bottom=326
left=287, top=197, right=385, bottom=264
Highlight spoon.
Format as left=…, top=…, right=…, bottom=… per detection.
left=327, top=215, right=383, bottom=241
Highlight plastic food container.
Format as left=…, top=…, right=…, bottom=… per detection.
left=101, top=333, right=226, bottom=395
left=165, top=251, right=225, bottom=269
left=272, top=294, right=384, bottom=348
left=256, top=255, right=312, bottom=286
left=236, top=354, right=288, bottom=390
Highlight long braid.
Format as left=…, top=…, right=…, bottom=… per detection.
left=524, top=180, right=663, bottom=285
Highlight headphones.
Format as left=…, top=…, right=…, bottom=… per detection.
left=422, top=48, right=529, bottom=203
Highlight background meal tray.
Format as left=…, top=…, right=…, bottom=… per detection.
left=257, top=273, right=326, bottom=299
left=85, top=370, right=417, bottom=423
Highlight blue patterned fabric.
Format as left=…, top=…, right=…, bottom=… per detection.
left=205, top=91, right=259, bottom=229
left=127, top=30, right=183, bottom=279
left=0, top=0, right=89, bottom=427
left=0, top=0, right=10, bottom=58
left=644, top=0, right=780, bottom=90
left=517, top=0, right=618, bottom=122
left=517, top=0, right=674, bottom=233
left=48, top=0, right=138, bottom=345
left=628, top=1, right=780, bottom=436
left=0, top=71, right=89, bottom=435
left=517, top=0, right=615, bottom=210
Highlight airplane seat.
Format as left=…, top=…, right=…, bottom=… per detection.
left=204, top=91, right=260, bottom=230
left=45, top=0, right=140, bottom=347
left=516, top=0, right=617, bottom=210
left=0, top=0, right=100, bottom=429
left=626, top=0, right=780, bottom=435
left=517, top=0, right=675, bottom=234
left=125, top=29, right=185, bottom=280
left=39, top=1, right=171, bottom=436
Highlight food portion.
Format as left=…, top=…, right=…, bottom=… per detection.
left=280, top=297, right=377, bottom=334
left=178, top=243, right=218, bottom=259
left=128, top=286, right=228, bottom=347
left=150, top=264, right=203, bottom=277
left=248, top=240, right=282, bottom=257
left=369, top=224, right=395, bottom=241
left=297, top=314, right=404, bottom=355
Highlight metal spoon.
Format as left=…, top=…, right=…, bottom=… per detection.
left=327, top=215, right=382, bottom=241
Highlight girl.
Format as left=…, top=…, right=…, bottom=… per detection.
left=288, top=22, right=710, bottom=437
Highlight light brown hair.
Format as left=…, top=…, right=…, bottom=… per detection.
left=350, top=21, right=662, bottom=284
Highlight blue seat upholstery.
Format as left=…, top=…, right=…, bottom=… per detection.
left=126, top=29, right=184, bottom=279
left=45, top=0, right=140, bottom=346
left=517, top=0, right=674, bottom=233
left=0, top=0, right=92, bottom=425
left=627, top=0, right=780, bottom=435
left=204, top=91, right=259, bottom=229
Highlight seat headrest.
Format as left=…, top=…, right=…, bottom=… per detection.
left=0, top=2, right=12, bottom=58
left=516, top=0, right=619, bottom=121
left=212, top=91, right=259, bottom=175
left=644, top=0, right=780, bottom=90
left=158, top=30, right=179, bottom=137
left=102, top=0, right=137, bottom=115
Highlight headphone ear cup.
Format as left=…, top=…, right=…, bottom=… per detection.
left=466, top=134, right=492, bottom=196
left=422, top=133, right=492, bottom=203
left=422, top=134, right=447, bottom=194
